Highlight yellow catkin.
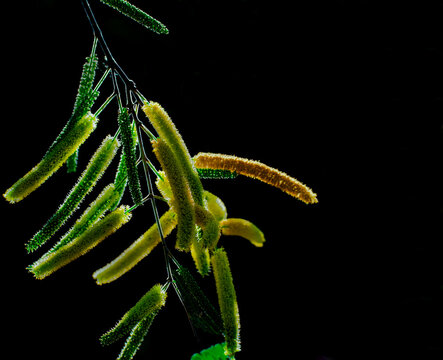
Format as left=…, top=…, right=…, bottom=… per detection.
left=193, top=152, right=318, bottom=204
left=4, top=112, right=97, bottom=203
left=93, top=209, right=177, bottom=285
left=30, top=206, right=131, bottom=280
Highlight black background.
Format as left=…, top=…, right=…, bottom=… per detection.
left=2, top=1, right=442, bottom=359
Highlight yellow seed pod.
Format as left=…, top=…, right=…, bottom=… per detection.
left=204, top=191, right=227, bottom=222
left=220, top=218, right=265, bottom=247
left=29, top=206, right=131, bottom=280
left=194, top=152, right=318, bottom=204
left=4, top=112, right=97, bottom=203
left=93, top=209, right=177, bottom=285
left=211, top=248, right=241, bottom=357
left=152, top=137, right=195, bottom=251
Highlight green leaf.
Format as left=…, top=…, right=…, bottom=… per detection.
left=196, top=168, right=238, bottom=180
left=26, top=135, right=120, bottom=253
left=191, top=343, right=228, bottom=360
left=174, top=265, right=223, bottom=336
left=99, top=0, right=169, bottom=34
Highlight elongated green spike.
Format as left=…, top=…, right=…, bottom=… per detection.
left=211, top=248, right=241, bottom=358
left=100, top=283, right=167, bottom=346
left=93, top=209, right=177, bottom=285
left=220, top=218, right=265, bottom=248
left=143, top=101, right=204, bottom=206
left=174, top=265, right=223, bottom=336
left=25, top=135, right=120, bottom=253
left=66, top=149, right=79, bottom=173
left=152, top=138, right=195, bottom=251
left=190, top=226, right=211, bottom=276
left=45, top=184, right=118, bottom=256
left=4, top=113, right=97, bottom=204
left=196, top=168, right=238, bottom=180
left=194, top=204, right=221, bottom=250
left=191, top=343, right=228, bottom=360
left=204, top=191, right=227, bottom=222
left=29, top=206, right=131, bottom=280
left=99, top=0, right=169, bottom=34
left=117, top=311, right=159, bottom=360
left=118, top=108, right=143, bottom=206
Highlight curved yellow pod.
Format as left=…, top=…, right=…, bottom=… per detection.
left=29, top=206, right=131, bottom=280
left=220, top=218, right=265, bottom=247
left=93, top=209, right=177, bottom=285
left=193, top=152, right=318, bottom=204
left=3, top=112, right=97, bottom=203
left=211, top=248, right=241, bottom=357
left=204, top=191, right=227, bottom=222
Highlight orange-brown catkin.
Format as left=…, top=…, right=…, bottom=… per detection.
left=193, top=153, right=318, bottom=204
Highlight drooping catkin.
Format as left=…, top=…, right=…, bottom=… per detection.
left=116, top=311, right=158, bottom=360
left=194, top=204, right=221, bottom=250
left=211, top=248, right=241, bottom=357
left=3, top=112, right=97, bottom=203
left=100, top=283, right=167, bottom=346
left=117, top=107, right=143, bottom=206
left=190, top=226, right=211, bottom=277
left=143, top=101, right=204, bottom=206
left=25, top=135, right=120, bottom=253
left=93, top=209, right=177, bottom=285
left=220, top=218, right=265, bottom=247
left=193, top=152, right=318, bottom=204
left=152, top=137, right=195, bottom=251
left=99, top=0, right=169, bottom=34
left=29, top=206, right=131, bottom=280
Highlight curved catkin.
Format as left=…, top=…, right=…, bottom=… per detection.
left=194, top=152, right=318, bottom=204
left=117, top=108, right=143, bottom=206
left=116, top=311, right=158, bottom=360
left=220, top=218, right=265, bottom=247
left=99, top=0, right=169, bottom=35
left=152, top=138, right=195, bottom=251
left=25, top=135, right=120, bottom=253
left=100, top=284, right=167, bottom=346
left=93, top=209, right=177, bottom=285
left=29, top=206, right=131, bottom=280
left=211, top=248, right=241, bottom=357
left=142, top=101, right=204, bottom=206
left=3, top=112, right=97, bottom=204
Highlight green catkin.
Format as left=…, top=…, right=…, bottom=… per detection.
left=155, top=171, right=173, bottom=204
left=25, top=135, right=120, bottom=253
left=211, top=248, right=241, bottom=358
left=117, top=108, right=143, bottom=206
left=190, top=226, right=211, bottom=276
left=143, top=101, right=204, bottom=206
left=66, top=149, right=79, bottom=173
left=174, top=266, right=223, bottom=336
left=99, top=0, right=169, bottom=34
left=93, top=209, right=177, bottom=285
left=152, top=138, right=195, bottom=251
left=194, top=204, right=221, bottom=250
left=46, top=184, right=118, bottom=255
left=117, top=311, right=159, bottom=360
left=220, top=218, right=265, bottom=247
left=29, top=206, right=131, bottom=280
left=100, top=284, right=167, bottom=346
left=3, top=113, right=97, bottom=204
